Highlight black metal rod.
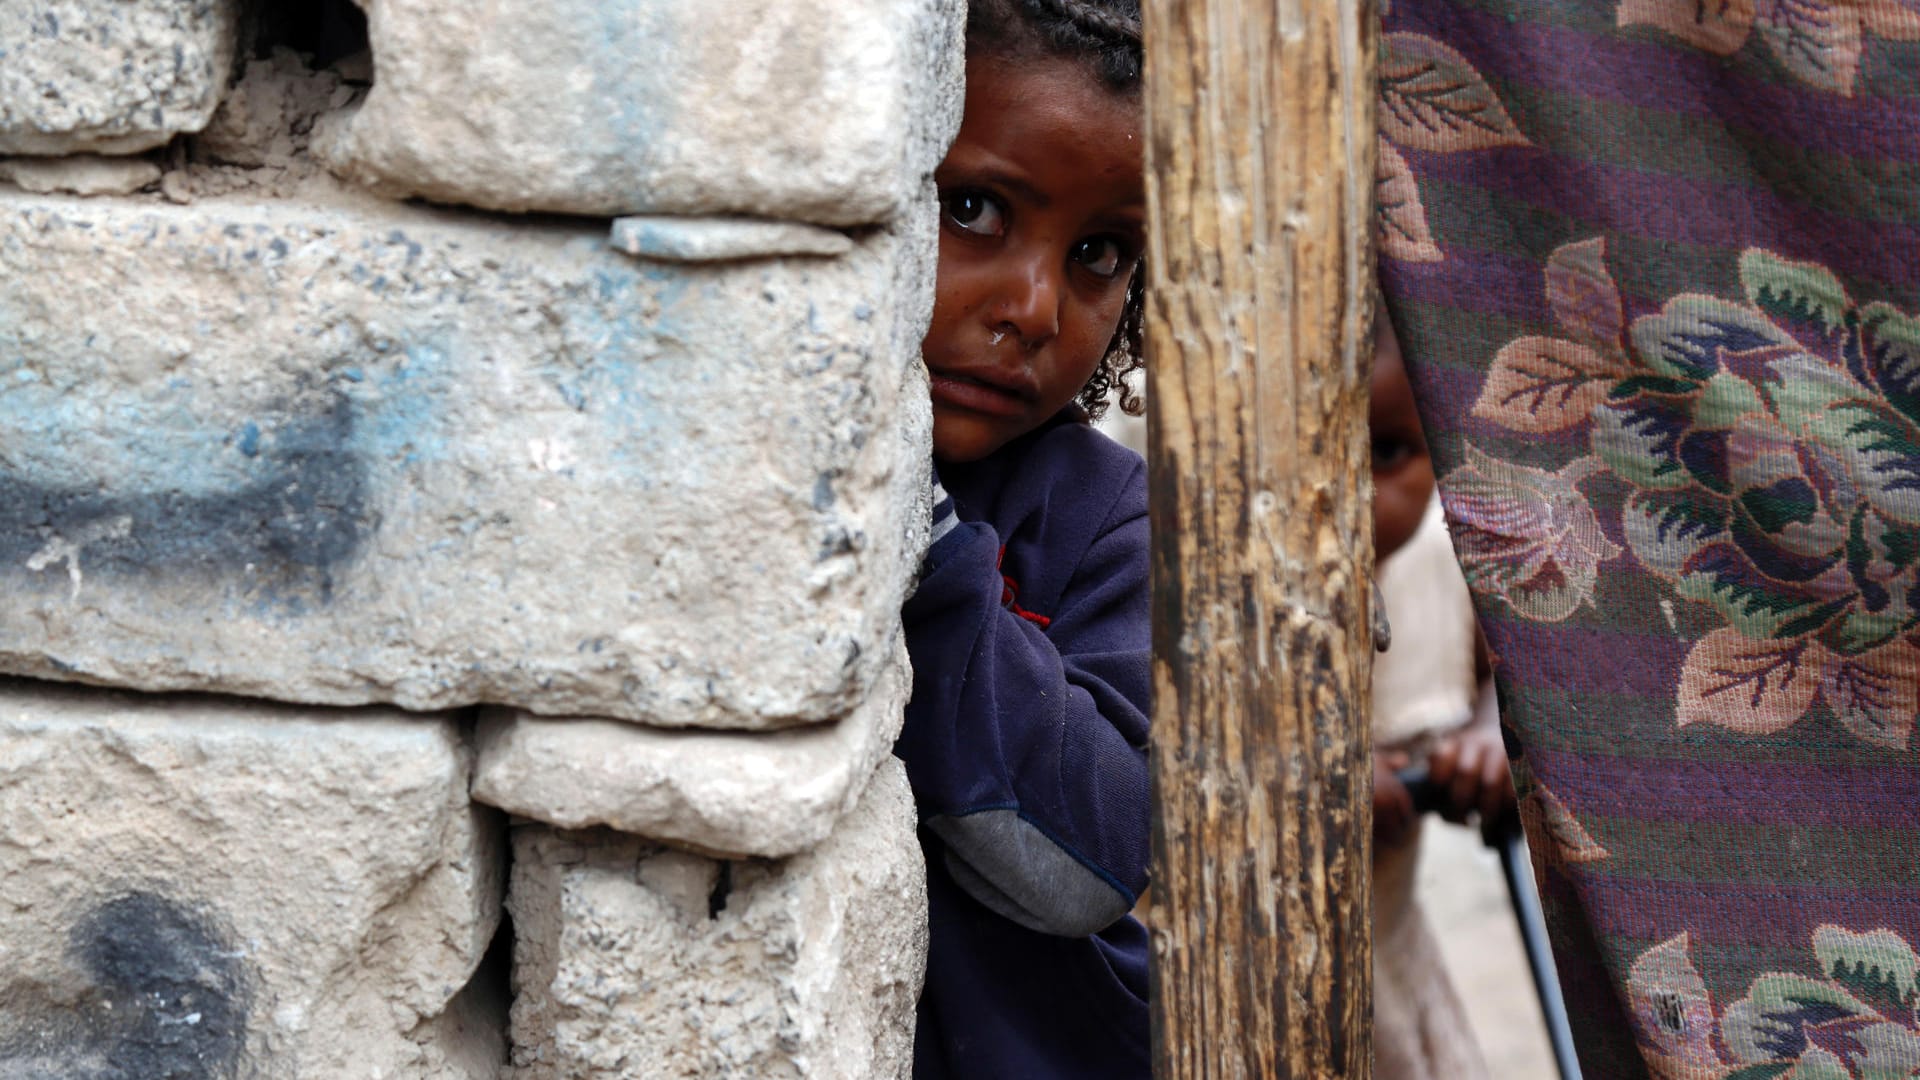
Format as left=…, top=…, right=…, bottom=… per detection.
left=1396, top=767, right=1583, bottom=1080
left=1494, top=824, right=1583, bottom=1080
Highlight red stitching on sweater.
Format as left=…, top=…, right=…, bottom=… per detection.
left=995, top=545, right=1053, bottom=629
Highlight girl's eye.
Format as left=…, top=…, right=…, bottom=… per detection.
left=1071, top=237, right=1124, bottom=278
left=1372, top=436, right=1416, bottom=474
left=943, top=190, right=1005, bottom=237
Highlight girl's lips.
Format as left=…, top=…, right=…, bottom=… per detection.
left=930, top=372, right=1029, bottom=418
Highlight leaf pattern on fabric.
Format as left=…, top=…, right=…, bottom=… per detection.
left=1864, top=0, right=1920, bottom=39
left=1678, top=629, right=1826, bottom=735
left=1618, top=0, right=1758, bottom=53
left=1376, top=138, right=1441, bottom=263
left=1813, top=927, right=1920, bottom=1015
left=1627, top=932, right=1729, bottom=1080
left=1757, top=0, right=1864, bottom=95
left=1616, top=0, right=1906, bottom=93
left=1626, top=488, right=1734, bottom=581
left=1473, top=337, right=1629, bottom=432
left=1547, top=237, right=1630, bottom=354
left=1626, top=927, right=1920, bottom=1079
left=1819, top=641, right=1920, bottom=749
left=1380, top=33, right=1533, bottom=150
left=1472, top=240, right=1920, bottom=746
left=1473, top=237, right=1634, bottom=432
left=1441, top=446, right=1621, bottom=621
left=1374, top=34, right=1531, bottom=262
left=1860, top=303, right=1920, bottom=430
left=1520, top=783, right=1610, bottom=889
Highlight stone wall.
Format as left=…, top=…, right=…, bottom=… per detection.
left=0, top=1, right=961, bottom=1075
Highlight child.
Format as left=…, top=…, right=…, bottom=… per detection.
left=893, top=2, right=1151, bottom=1077
left=1368, top=311, right=1513, bottom=1079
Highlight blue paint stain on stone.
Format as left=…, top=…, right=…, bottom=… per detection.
left=0, top=392, right=371, bottom=601
left=0, top=199, right=754, bottom=618
left=591, top=0, right=678, bottom=172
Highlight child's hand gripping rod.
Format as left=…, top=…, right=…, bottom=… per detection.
left=1396, top=765, right=1585, bottom=1080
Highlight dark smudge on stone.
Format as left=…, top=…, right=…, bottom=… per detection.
left=0, top=890, right=252, bottom=1079
left=0, top=394, right=372, bottom=603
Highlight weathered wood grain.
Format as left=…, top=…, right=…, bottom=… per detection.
left=1143, top=0, right=1380, bottom=1073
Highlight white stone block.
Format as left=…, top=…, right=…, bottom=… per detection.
left=472, top=636, right=908, bottom=858
left=611, top=216, right=854, bottom=263
left=0, top=154, right=162, bottom=196
left=315, top=0, right=965, bottom=226
left=507, top=758, right=926, bottom=1079
left=0, top=188, right=934, bottom=727
left=0, top=679, right=503, bottom=1077
left=0, top=0, right=240, bottom=155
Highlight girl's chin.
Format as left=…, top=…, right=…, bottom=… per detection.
left=931, top=411, right=1018, bottom=463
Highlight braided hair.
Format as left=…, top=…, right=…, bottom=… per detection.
left=967, top=0, right=1145, bottom=420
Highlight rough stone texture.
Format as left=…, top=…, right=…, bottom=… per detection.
left=0, top=679, right=505, bottom=1077
left=315, top=0, right=965, bottom=226
left=473, top=635, right=908, bottom=858
left=0, top=0, right=240, bottom=155
left=0, top=154, right=160, bottom=196
left=506, top=758, right=926, bottom=1079
left=612, top=216, right=854, bottom=263
left=193, top=47, right=351, bottom=170
left=147, top=49, right=361, bottom=205
left=0, top=187, right=934, bottom=727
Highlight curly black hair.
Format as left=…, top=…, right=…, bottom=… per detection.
left=966, top=0, right=1145, bottom=420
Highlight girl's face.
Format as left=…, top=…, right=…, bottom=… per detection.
left=1370, top=316, right=1436, bottom=561
left=921, top=54, right=1145, bottom=462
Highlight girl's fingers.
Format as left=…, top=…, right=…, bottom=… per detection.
left=1486, top=754, right=1516, bottom=823
left=1479, top=754, right=1508, bottom=823
left=1447, top=743, right=1482, bottom=822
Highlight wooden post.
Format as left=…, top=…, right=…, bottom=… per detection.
left=1142, top=0, right=1379, bottom=1073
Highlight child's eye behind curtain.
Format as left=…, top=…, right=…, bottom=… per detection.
left=1372, top=436, right=1419, bottom=475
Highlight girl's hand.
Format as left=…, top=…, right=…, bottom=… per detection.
left=1425, top=707, right=1514, bottom=827
left=1373, top=750, right=1415, bottom=849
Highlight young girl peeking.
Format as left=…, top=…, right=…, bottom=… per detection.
left=1368, top=311, right=1514, bottom=1079
left=894, top=1, right=1151, bottom=1077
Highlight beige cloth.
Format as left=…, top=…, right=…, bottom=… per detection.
left=1371, top=498, right=1491, bottom=1080
left=1374, top=498, right=1478, bottom=749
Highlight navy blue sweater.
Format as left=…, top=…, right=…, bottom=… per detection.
left=898, top=412, right=1151, bottom=1080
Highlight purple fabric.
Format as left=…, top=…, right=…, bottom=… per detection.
left=1378, top=0, right=1920, bottom=1072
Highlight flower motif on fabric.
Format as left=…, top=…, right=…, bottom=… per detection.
left=1443, top=446, right=1620, bottom=620
left=1616, top=0, right=1920, bottom=96
left=1626, top=926, right=1920, bottom=1079
left=1464, top=238, right=1920, bottom=748
left=1375, top=33, right=1530, bottom=263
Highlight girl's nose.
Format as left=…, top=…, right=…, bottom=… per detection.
left=989, top=253, right=1061, bottom=348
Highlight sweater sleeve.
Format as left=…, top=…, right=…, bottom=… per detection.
left=895, top=461, right=1150, bottom=938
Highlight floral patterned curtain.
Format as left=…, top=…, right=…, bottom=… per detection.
left=1374, top=0, right=1920, bottom=1074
